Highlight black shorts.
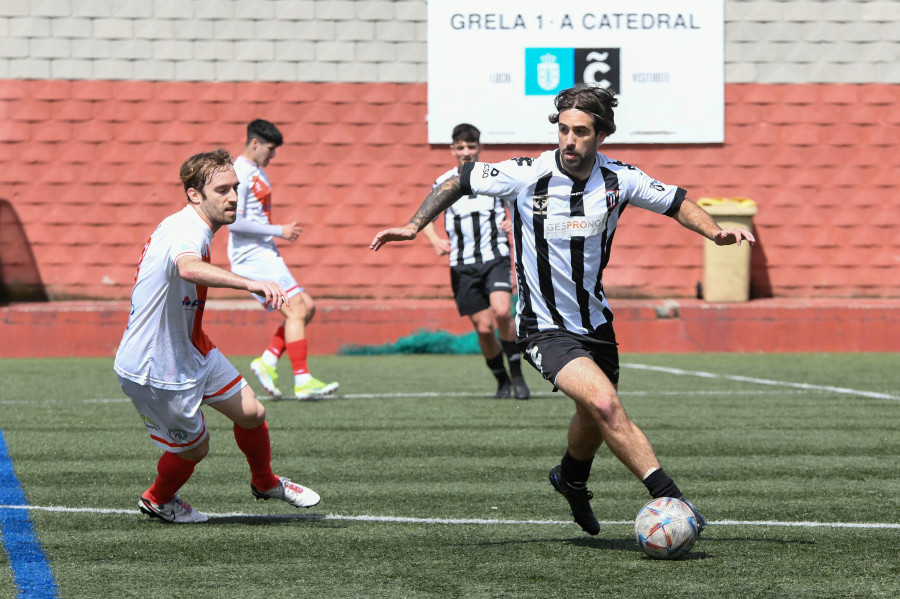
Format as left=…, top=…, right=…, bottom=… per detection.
left=521, top=325, right=619, bottom=386
left=449, top=256, right=513, bottom=316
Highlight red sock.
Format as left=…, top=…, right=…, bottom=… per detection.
left=144, top=451, right=198, bottom=505
left=266, top=326, right=286, bottom=359
left=233, top=422, right=279, bottom=491
left=285, top=339, right=309, bottom=375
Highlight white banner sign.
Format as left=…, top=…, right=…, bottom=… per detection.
left=427, top=0, right=724, bottom=145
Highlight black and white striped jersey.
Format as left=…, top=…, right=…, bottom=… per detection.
left=433, top=166, right=510, bottom=267
left=459, top=150, right=686, bottom=338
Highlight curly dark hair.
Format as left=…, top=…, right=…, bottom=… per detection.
left=548, top=84, right=618, bottom=136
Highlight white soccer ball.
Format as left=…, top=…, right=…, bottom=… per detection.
left=634, top=497, right=699, bottom=560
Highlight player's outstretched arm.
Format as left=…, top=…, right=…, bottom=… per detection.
left=673, top=199, right=756, bottom=247
left=711, top=227, right=756, bottom=246
left=370, top=176, right=465, bottom=251
left=176, top=255, right=289, bottom=310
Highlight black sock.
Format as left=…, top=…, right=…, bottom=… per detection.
left=642, top=468, right=683, bottom=499
left=560, top=451, right=593, bottom=487
left=486, top=352, right=509, bottom=382
left=501, top=340, right=523, bottom=377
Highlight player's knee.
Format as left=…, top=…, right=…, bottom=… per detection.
left=284, top=301, right=309, bottom=323
left=244, top=404, right=267, bottom=428
left=494, top=310, right=514, bottom=327
left=590, top=393, right=627, bottom=428
left=181, top=439, right=210, bottom=462
left=474, top=322, right=496, bottom=337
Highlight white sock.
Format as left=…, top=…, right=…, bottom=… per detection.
left=261, top=351, right=279, bottom=367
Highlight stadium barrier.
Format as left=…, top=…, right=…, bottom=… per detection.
left=1, top=298, right=898, bottom=357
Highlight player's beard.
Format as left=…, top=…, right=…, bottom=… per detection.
left=561, top=150, right=594, bottom=178
left=197, top=190, right=237, bottom=226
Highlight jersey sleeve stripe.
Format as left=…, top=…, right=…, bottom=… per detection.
left=459, top=162, right=475, bottom=196
left=664, top=187, right=688, bottom=217
left=173, top=250, right=201, bottom=262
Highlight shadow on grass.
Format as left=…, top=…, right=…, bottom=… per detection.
left=468, top=532, right=808, bottom=560
left=567, top=537, right=716, bottom=560
left=206, top=513, right=345, bottom=527
left=460, top=535, right=640, bottom=553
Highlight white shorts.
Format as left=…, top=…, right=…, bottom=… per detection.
left=230, top=251, right=303, bottom=311
left=118, top=350, right=248, bottom=453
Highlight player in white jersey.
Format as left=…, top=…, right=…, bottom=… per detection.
left=371, top=84, right=755, bottom=537
left=115, top=149, right=321, bottom=523
left=227, top=119, right=338, bottom=400
left=421, top=124, right=529, bottom=400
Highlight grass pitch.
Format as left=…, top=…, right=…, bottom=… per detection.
left=1, top=353, right=899, bottom=598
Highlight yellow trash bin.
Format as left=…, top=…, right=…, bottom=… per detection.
left=697, top=197, right=757, bottom=303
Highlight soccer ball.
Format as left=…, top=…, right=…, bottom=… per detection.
left=634, top=497, right=699, bottom=560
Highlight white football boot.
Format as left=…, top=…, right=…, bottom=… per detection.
left=251, top=476, right=321, bottom=508
left=139, top=495, right=208, bottom=523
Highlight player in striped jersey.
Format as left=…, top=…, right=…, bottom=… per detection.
left=371, top=84, right=755, bottom=536
left=115, top=149, right=321, bottom=523
left=421, top=124, right=529, bottom=400
left=227, top=120, right=338, bottom=400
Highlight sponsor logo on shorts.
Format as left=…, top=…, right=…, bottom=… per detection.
left=544, top=216, right=607, bottom=239
left=493, top=281, right=512, bottom=289
left=168, top=429, right=190, bottom=443
left=141, top=415, right=160, bottom=431
left=526, top=345, right=544, bottom=374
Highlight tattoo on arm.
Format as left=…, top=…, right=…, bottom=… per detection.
left=409, top=177, right=463, bottom=231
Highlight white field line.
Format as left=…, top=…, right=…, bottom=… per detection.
left=0, top=387, right=881, bottom=406
left=0, top=391, right=773, bottom=405
left=1, top=504, right=899, bottom=529
left=621, top=363, right=900, bottom=401
left=1, top=364, right=894, bottom=404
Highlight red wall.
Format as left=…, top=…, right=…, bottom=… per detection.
left=1, top=80, right=898, bottom=302
left=2, top=298, right=898, bottom=358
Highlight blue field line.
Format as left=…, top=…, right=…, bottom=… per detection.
left=0, top=430, right=60, bottom=599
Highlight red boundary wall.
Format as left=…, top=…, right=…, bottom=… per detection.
left=2, top=298, right=897, bottom=358
left=2, top=80, right=900, bottom=302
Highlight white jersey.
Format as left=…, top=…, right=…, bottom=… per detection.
left=433, top=166, right=510, bottom=267
left=227, top=155, right=278, bottom=263
left=114, top=206, right=218, bottom=390
left=459, top=150, right=686, bottom=338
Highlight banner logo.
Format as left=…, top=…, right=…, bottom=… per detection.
left=537, top=54, right=561, bottom=91
left=525, top=48, right=620, bottom=95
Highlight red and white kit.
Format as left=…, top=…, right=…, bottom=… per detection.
left=115, top=206, right=246, bottom=450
